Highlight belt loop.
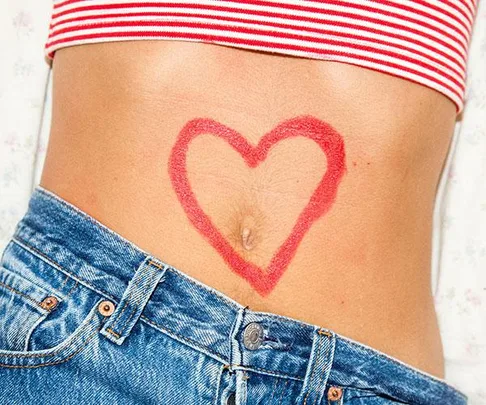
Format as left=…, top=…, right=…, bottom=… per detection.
left=297, top=327, right=336, bottom=405
left=100, top=256, right=168, bottom=345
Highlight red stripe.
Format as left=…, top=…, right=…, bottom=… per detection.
left=49, top=19, right=466, bottom=86
left=51, top=1, right=470, bottom=52
left=315, top=0, right=475, bottom=29
left=445, top=0, right=475, bottom=25
left=49, top=10, right=466, bottom=76
left=453, top=0, right=476, bottom=20
left=53, top=0, right=477, bottom=28
left=237, top=0, right=470, bottom=46
left=50, top=2, right=468, bottom=62
left=412, top=0, right=473, bottom=29
left=374, top=0, right=471, bottom=32
left=45, top=30, right=463, bottom=101
left=54, top=0, right=85, bottom=8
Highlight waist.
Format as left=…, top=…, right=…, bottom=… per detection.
left=9, top=186, right=467, bottom=404
left=41, top=40, right=458, bottom=379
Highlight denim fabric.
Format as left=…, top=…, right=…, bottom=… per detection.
left=0, top=186, right=468, bottom=405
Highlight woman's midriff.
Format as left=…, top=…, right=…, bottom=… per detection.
left=40, top=40, right=458, bottom=380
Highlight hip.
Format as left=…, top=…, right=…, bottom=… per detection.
left=0, top=186, right=467, bottom=404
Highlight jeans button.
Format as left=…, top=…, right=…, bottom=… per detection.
left=226, top=392, right=236, bottom=405
left=242, top=322, right=264, bottom=350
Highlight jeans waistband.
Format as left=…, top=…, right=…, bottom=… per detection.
left=10, top=186, right=467, bottom=404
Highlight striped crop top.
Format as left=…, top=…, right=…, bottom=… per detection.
left=46, top=1, right=478, bottom=112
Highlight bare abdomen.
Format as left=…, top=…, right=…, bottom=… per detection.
left=41, top=40, right=457, bottom=379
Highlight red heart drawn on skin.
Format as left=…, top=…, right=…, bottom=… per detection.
left=168, top=115, right=346, bottom=296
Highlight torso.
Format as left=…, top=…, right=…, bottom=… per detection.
left=40, top=40, right=458, bottom=379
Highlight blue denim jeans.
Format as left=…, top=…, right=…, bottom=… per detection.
left=0, top=186, right=467, bottom=405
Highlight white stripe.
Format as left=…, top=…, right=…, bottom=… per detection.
left=319, top=0, right=471, bottom=41
left=49, top=6, right=468, bottom=66
left=48, top=15, right=466, bottom=81
left=46, top=25, right=465, bottom=94
left=51, top=0, right=476, bottom=26
left=51, top=0, right=476, bottom=33
left=385, top=0, right=473, bottom=30
left=43, top=34, right=463, bottom=110
left=435, top=0, right=477, bottom=23
left=50, top=0, right=469, bottom=56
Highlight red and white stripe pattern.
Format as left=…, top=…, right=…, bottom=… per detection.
left=46, top=0, right=477, bottom=112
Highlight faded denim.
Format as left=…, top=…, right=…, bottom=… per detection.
left=0, top=186, right=468, bottom=404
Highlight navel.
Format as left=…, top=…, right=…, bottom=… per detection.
left=230, top=210, right=262, bottom=254
left=241, top=227, right=255, bottom=251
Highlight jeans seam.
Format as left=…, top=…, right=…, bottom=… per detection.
left=269, top=377, right=279, bottom=403
left=0, top=323, right=102, bottom=368
left=0, top=308, right=99, bottom=359
left=213, top=363, right=226, bottom=405
left=12, top=237, right=118, bottom=305
left=113, top=262, right=159, bottom=338
left=139, top=314, right=226, bottom=362
left=303, top=335, right=324, bottom=405
left=336, top=333, right=467, bottom=399
left=34, top=187, right=244, bottom=311
left=278, top=379, right=290, bottom=405
left=0, top=279, right=47, bottom=310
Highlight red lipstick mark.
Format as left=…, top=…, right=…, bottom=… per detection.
left=168, top=115, right=346, bottom=296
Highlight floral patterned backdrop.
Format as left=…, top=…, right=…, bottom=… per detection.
left=0, top=0, right=485, bottom=402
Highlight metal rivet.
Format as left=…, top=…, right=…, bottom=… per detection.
left=40, top=295, right=59, bottom=311
left=242, top=322, right=264, bottom=350
left=97, top=300, right=115, bottom=316
left=327, top=386, right=343, bottom=401
left=318, top=328, right=332, bottom=337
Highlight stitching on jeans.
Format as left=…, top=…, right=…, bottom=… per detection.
left=60, top=274, right=70, bottom=289
left=105, top=327, right=121, bottom=338
left=23, top=309, right=47, bottom=352
left=108, top=261, right=152, bottom=332
left=148, top=260, right=164, bottom=270
left=12, top=237, right=242, bottom=345
left=14, top=234, right=463, bottom=400
left=115, top=264, right=159, bottom=338
left=311, top=336, right=331, bottom=405
left=108, top=261, right=153, bottom=337
left=212, top=363, right=226, bottom=405
left=278, top=379, right=290, bottom=405
left=12, top=237, right=118, bottom=304
left=303, top=332, right=324, bottom=405
left=64, top=280, right=78, bottom=299
left=227, top=364, right=302, bottom=381
left=0, top=309, right=99, bottom=358
left=0, top=280, right=44, bottom=309
left=139, top=314, right=224, bottom=360
left=140, top=314, right=304, bottom=381
left=269, top=376, right=279, bottom=403
left=107, top=285, right=133, bottom=335
left=0, top=324, right=102, bottom=369
left=335, top=334, right=467, bottom=399
left=159, top=265, right=241, bottom=308
left=18, top=193, right=465, bottom=397
left=34, top=187, right=146, bottom=256
left=0, top=312, right=96, bottom=358
left=101, top=261, right=154, bottom=334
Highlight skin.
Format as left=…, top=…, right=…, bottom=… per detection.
left=40, top=40, right=458, bottom=379
left=168, top=116, right=346, bottom=295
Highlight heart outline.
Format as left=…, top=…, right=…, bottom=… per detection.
left=168, top=115, right=346, bottom=296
